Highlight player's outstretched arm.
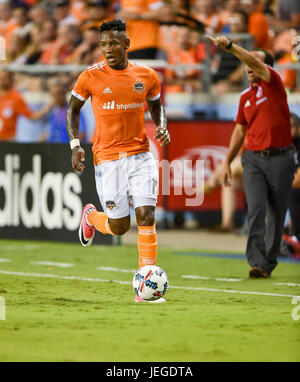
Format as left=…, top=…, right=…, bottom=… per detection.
left=147, top=97, right=170, bottom=146
left=206, top=35, right=270, bottom=83
left=66, top=95, right=86, bottom=173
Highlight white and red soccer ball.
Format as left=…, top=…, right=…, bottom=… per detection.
left=133, top=265, right=168, bottom=301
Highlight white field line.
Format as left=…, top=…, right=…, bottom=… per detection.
left=30, top=261, right=73, bottom=268
left=275, top=282, right=300, bottom=287
left=0, top=269, right=299, bottom=299
left=97, top=266, right=136, bottom=273
left=0, top=258, right=11, bottom=263
left=182, top=275, right=242, bottom=282
left=1, top=245, right=40, bottom=251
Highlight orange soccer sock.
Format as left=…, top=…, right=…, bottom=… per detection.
left=87, top=211, right=114, bottom=235
left=137, top=224, right=158, bottom=269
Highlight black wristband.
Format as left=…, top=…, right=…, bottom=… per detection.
left=226, top=40, right=233, bottom=50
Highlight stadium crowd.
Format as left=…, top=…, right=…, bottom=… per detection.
left=0, top=0, right=299, bottom=93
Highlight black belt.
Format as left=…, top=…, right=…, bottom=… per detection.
left=253, top=145, right=293, bottom=157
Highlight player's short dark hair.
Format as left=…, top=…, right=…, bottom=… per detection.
left=254, top=49, right=274, bottom=67
left=100, top=19, right=126, bottom=33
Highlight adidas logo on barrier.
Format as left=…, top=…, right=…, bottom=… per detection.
left=103, top=87, right=112, bottom=94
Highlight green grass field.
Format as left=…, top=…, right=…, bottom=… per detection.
left=0, top=238, right=299, bottom=362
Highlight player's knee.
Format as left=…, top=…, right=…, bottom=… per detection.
left=108, top=216, right=130, bottom=236
left=137, top=213, right=155, bottom=227
left=110, top=224, right=130, bottom=236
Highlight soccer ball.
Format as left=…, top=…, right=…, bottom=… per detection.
left=133, top=265, right=168, bottom=301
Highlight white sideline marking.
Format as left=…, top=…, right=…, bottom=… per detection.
left=1, top=245, right=40, bottom=251
left=182, top=275, right=242, bottom=282
left=98, top=266, right=136, bottom=273
left=275, top=283, right=300, bottom=287
left=30, top=261, right=73, bottom=268
left=0, top=269, right=299, bottom=299
left=0, top=258, right=11, bottom=263
left=0, top=296, right=5, bottom=320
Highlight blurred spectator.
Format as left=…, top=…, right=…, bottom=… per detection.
left=273, top=28, right=298, bottom=92
left=28, top=4, right=49, bottom=28
left=268, top=0, right=300, bottom=33
left=240, top=0, right=271, bottom=50
left=211, top=10, right=248, bottom=93
left=278, top=0, right=300, bottom=30
left=40, top=18, right=58, bottom=50
left=11, top=5, right=32, bottom=40
left=192, top=0, right=223, bottom=34
left=0, top=69, right=53, bottom=141
left=53, top=0, right=77, bottom=26
left=159, top=0, right=205, bottom=60
left=71, top=26, right=100, bottom=65
left=289, top=113, right=300, bottom=241
left=40, top=23, right=81, bottom=64
left=81, top=0, right=111, bottom=30
left=282, top=113, right=300, bottom=253
left=24, top=25, right=44, bottom=64
left=201, top=155, right=244, bottom=232
left=39, top=78, right=87, bottom=142
left=158, top=0, right=190, bottom=59
left=117, top=0, right=174, bottom=59
left=166, top=26, right=202, bottom=93
left=0, top=1, right=16, bottom=44
left=7, top=24, right=43, bottom=64
left=70, top=0, right=89, bottom=24
left=6, top=33, right=28, bottom=64
left=219, top=0, right=240, bottom=31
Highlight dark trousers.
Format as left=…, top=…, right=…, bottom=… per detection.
left=241, top=149, right=295, bottom=273
left=289, top=187, right=300, bottom=241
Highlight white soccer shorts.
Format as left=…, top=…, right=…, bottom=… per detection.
left=94, top=152, right=159, bottom=219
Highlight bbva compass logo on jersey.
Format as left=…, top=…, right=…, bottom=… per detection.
left=133, top=80, right=145, bottom=94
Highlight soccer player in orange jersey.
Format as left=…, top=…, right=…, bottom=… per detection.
left=66, top=19, right=170, bottom=302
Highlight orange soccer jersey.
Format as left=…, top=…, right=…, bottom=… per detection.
left=0, top=89, right=32, bottom=140
left=72, top=60, right=161, bottom=164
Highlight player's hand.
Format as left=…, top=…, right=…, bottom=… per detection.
left=154, top=126, right=170, bottom=146
left=223, top=163, right=232, bottom=187
left=72, top=146, right=85, bottom=174
left=206, top=35, right=232, bottom=52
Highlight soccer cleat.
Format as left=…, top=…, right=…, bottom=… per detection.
left=78, top=203, right=96, bottom=247
left=134, top=294, right=166, bottom=303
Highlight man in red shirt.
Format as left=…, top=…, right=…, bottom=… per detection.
left=207, top=35, right=295, bottom=278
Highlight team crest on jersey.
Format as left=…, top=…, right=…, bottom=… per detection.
left=105, top=200, right=116, bottom=210
left=133, top=80, right=145, bottom=94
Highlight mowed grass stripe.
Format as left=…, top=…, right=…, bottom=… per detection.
left=0, top=269, right=299, bottom=299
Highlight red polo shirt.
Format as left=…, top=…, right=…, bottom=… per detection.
left=235, top=66, right=292, bottom=151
